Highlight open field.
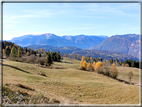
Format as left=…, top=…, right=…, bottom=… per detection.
left=3, top=57, right=140, bottom=104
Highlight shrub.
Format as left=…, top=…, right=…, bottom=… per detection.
left=95, top=62, right=103, bottom=74
left=122, top=63, right=125, bottom=67
left=21, top=56, right=29, bottom=63
left=15, top=57, right=22, bottom=62
left=28, top=55, right=37, bottom=64
left=103, top=60, right=113, bottom=76
left=93, top=61, right=96, bottom=67
left=38, top=57, right=46, bottom=65
left=88, top=62, right=94, bottom=71
left=125, top=63, right=129, bottom=67
left=103, top=60, right=111, bottom=66
left=26, top=51, right=30, bottom=56
left=110, top=63, right=118, bottom=79
left=103, top=66, right=110, bottom=76
left=38, top=72, right=47, bottom=77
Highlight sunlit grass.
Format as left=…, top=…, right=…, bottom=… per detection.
left=3, top=58, right=140, bottom=104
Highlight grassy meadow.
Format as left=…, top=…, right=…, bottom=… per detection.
left=3, top=57, right=140, bottom=104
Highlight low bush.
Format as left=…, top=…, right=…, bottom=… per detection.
left=88, top=63, right=94, bottom=71
left=28, top=55, right=37, bottom=64
left=21, top=56, right=29, bottom=63
left=103, top=66, right=110, bottom=76
left=15, top=58, right=22, bottom=62
left=38, top=72, right=47, bottom=77
left=38, top=57, right=46, bottom=65
left=122, top=63, right=125, bottom=67
left=3, top=86, right=60, bottom=104
left=125, top=63, right=129, bottom=67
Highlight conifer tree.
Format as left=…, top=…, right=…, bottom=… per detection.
left=111, top=63, right=118, bottom=78
left=80, top=56, right=85, bottom=68
left=34, top=50, right=37, bottom=56
left=90, top=57, right=93, bottom=63
left=93, top=61, right=96, bottom=67
left=41, top=48, right=44, bottom=54
left=27, top=51, right=30, bottom=56
left=25, top=47, right=27, bottom=53
left=83, top=60, right=87, bottom=70
left=38, top=49, right=40, bottom=54
left=57, top=53, right=61, bottom=62
left=18, top=47, right=22, bottom=57
left=45, top=52, right=53, bottom=66
left=77, top=54, right=79, bottom=60
left=10, top=46, right=17, bottom=59
left=110, top=58, right=113, bottom=64
left=73, top=53, right=77, bottom=59
left=39, top=53, right=41, bottom=57
left=68, top=53, right=71, bottom=58
left=88, top=62, right=93, bottom=71
left=5, top=46, right=11, bottom=57
left=3, top=49, right=5, bottom=56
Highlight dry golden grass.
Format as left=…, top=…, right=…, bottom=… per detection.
left=3, top=57, right=140, bottom=104
left=116, top=66, right=139, bottom=85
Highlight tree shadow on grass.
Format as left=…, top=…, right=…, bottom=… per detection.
left=61, top=61, right=73, bottom=64
left=2, top=64, right=31, bottom=74
left=116, top=78, right=135, bottom=85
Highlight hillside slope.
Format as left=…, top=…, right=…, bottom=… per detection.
left=3, top=58, right=139, bottom=104
left=89, top=34, right=140, bottom=58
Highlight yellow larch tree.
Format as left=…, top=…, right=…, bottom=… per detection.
left=95, top=62, right=103, bottom=73
left=80, top=56, right=85, bottom=68
left=83, top=60, right=87, bottom=70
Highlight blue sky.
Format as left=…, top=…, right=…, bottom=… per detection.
left=3, top=3, right=140, bottom=40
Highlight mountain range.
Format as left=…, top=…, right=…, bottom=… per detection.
left=89, top=34, right=140, bottom=59
left=10, top=33, right=140, bottom=61
left=11, top=33, right=108, bottom=49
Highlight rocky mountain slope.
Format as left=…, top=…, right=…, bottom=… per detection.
left=89, top=34, right=140, bottom=58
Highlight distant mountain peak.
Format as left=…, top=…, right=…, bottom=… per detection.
left=89, top=34, right=140, bottom=59
left=10, top=33, right=107, bottom=49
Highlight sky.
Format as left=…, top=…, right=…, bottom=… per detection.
left=3, top=2, right=140, bottom=40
